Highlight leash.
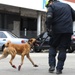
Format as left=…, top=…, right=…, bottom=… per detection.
left=38, top=35, right=49, bottom=50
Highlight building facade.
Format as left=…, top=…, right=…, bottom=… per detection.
left=0, top=0, right=47, bottom=38
left=0, top=0, right=75, bottom=38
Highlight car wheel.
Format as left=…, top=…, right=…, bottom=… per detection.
left=33, top=47, right=42, bottom=52
left=66, top=46, right=75, bottom=53
left=2, top=45, right=5, bottom=51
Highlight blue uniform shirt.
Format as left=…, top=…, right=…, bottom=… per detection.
left=46, top=1, right=75, bottom=33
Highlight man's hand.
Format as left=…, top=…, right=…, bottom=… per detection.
left=46, top=28, right=52, bottom=36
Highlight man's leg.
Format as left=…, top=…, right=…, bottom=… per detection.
left=48, top=34, right=61, bottom=73
left=56, top=33, right=72, bottom=74
left=56, top=49, right=66, bottom=74
left=49, top=47, right=57, bottom=73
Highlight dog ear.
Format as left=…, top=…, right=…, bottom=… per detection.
left=5, top=40, right=11, bottom=47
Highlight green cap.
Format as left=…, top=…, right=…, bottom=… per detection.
left=46, top=0, right=49, bottom=5
left=45, top=0, right=50, bottom=8
left=45, top=0, right=57, bottom=8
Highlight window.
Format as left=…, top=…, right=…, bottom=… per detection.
left=0, top=32, right=7, bottom=38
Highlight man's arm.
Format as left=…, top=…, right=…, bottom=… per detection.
left=70, top=6, right=75, bottom=21
left=45, top=6, right=53, bottom=30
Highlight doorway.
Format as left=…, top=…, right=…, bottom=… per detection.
left=20, top=17, right=37, bottom=38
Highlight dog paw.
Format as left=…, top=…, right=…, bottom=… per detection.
left=12, top=65, right=16, bottom=69
left=34, top=64, right=38, bottom=67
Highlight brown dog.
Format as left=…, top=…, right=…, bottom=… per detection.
left=0, top=38, right=38, bottom=71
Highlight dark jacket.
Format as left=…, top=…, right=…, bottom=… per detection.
left=46, top=1, right=75, bottom=33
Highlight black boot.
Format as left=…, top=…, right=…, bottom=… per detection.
left=56, top=69, right=62, bottom=74
left=49, top=66, right=55, bottom=73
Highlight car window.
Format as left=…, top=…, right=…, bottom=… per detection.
left=43, top=32, right=48, bottom=38
left=43, top=32, right=50, bottom=41
left=73, top=32, right=75, bottom=35
left=0, top=32, right=7, bottom=38
left=7, top=31, right=18, bottom=38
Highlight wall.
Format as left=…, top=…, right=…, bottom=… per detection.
left=65, top=0, right=75, bottom=3
left=0, top=0, right=46, bottom=12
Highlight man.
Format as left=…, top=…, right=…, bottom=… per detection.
left=45, top=0, right=75, bottom=74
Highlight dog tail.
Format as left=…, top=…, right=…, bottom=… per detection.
left=5, top=40, right=11, bottom=47
left=0, top=47, right=9, bottom=60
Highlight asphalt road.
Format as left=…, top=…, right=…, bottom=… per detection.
left=0, top=52, right=75, bottom=75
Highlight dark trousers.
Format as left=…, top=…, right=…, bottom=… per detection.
left=49, top=33, right=72, bottom=70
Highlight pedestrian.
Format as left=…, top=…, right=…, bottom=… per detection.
left=45, top=0, right=75, bottom=74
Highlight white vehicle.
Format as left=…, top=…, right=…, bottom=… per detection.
left=0, top=31, right=28, bottom=51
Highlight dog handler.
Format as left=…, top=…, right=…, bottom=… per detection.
left=45, top=0, right=75, bottom=74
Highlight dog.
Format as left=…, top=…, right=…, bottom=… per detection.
left=0, top=38, right=38, bottom=71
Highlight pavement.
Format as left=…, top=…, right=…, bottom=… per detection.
left=0, top=52, right=75, bottom=75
